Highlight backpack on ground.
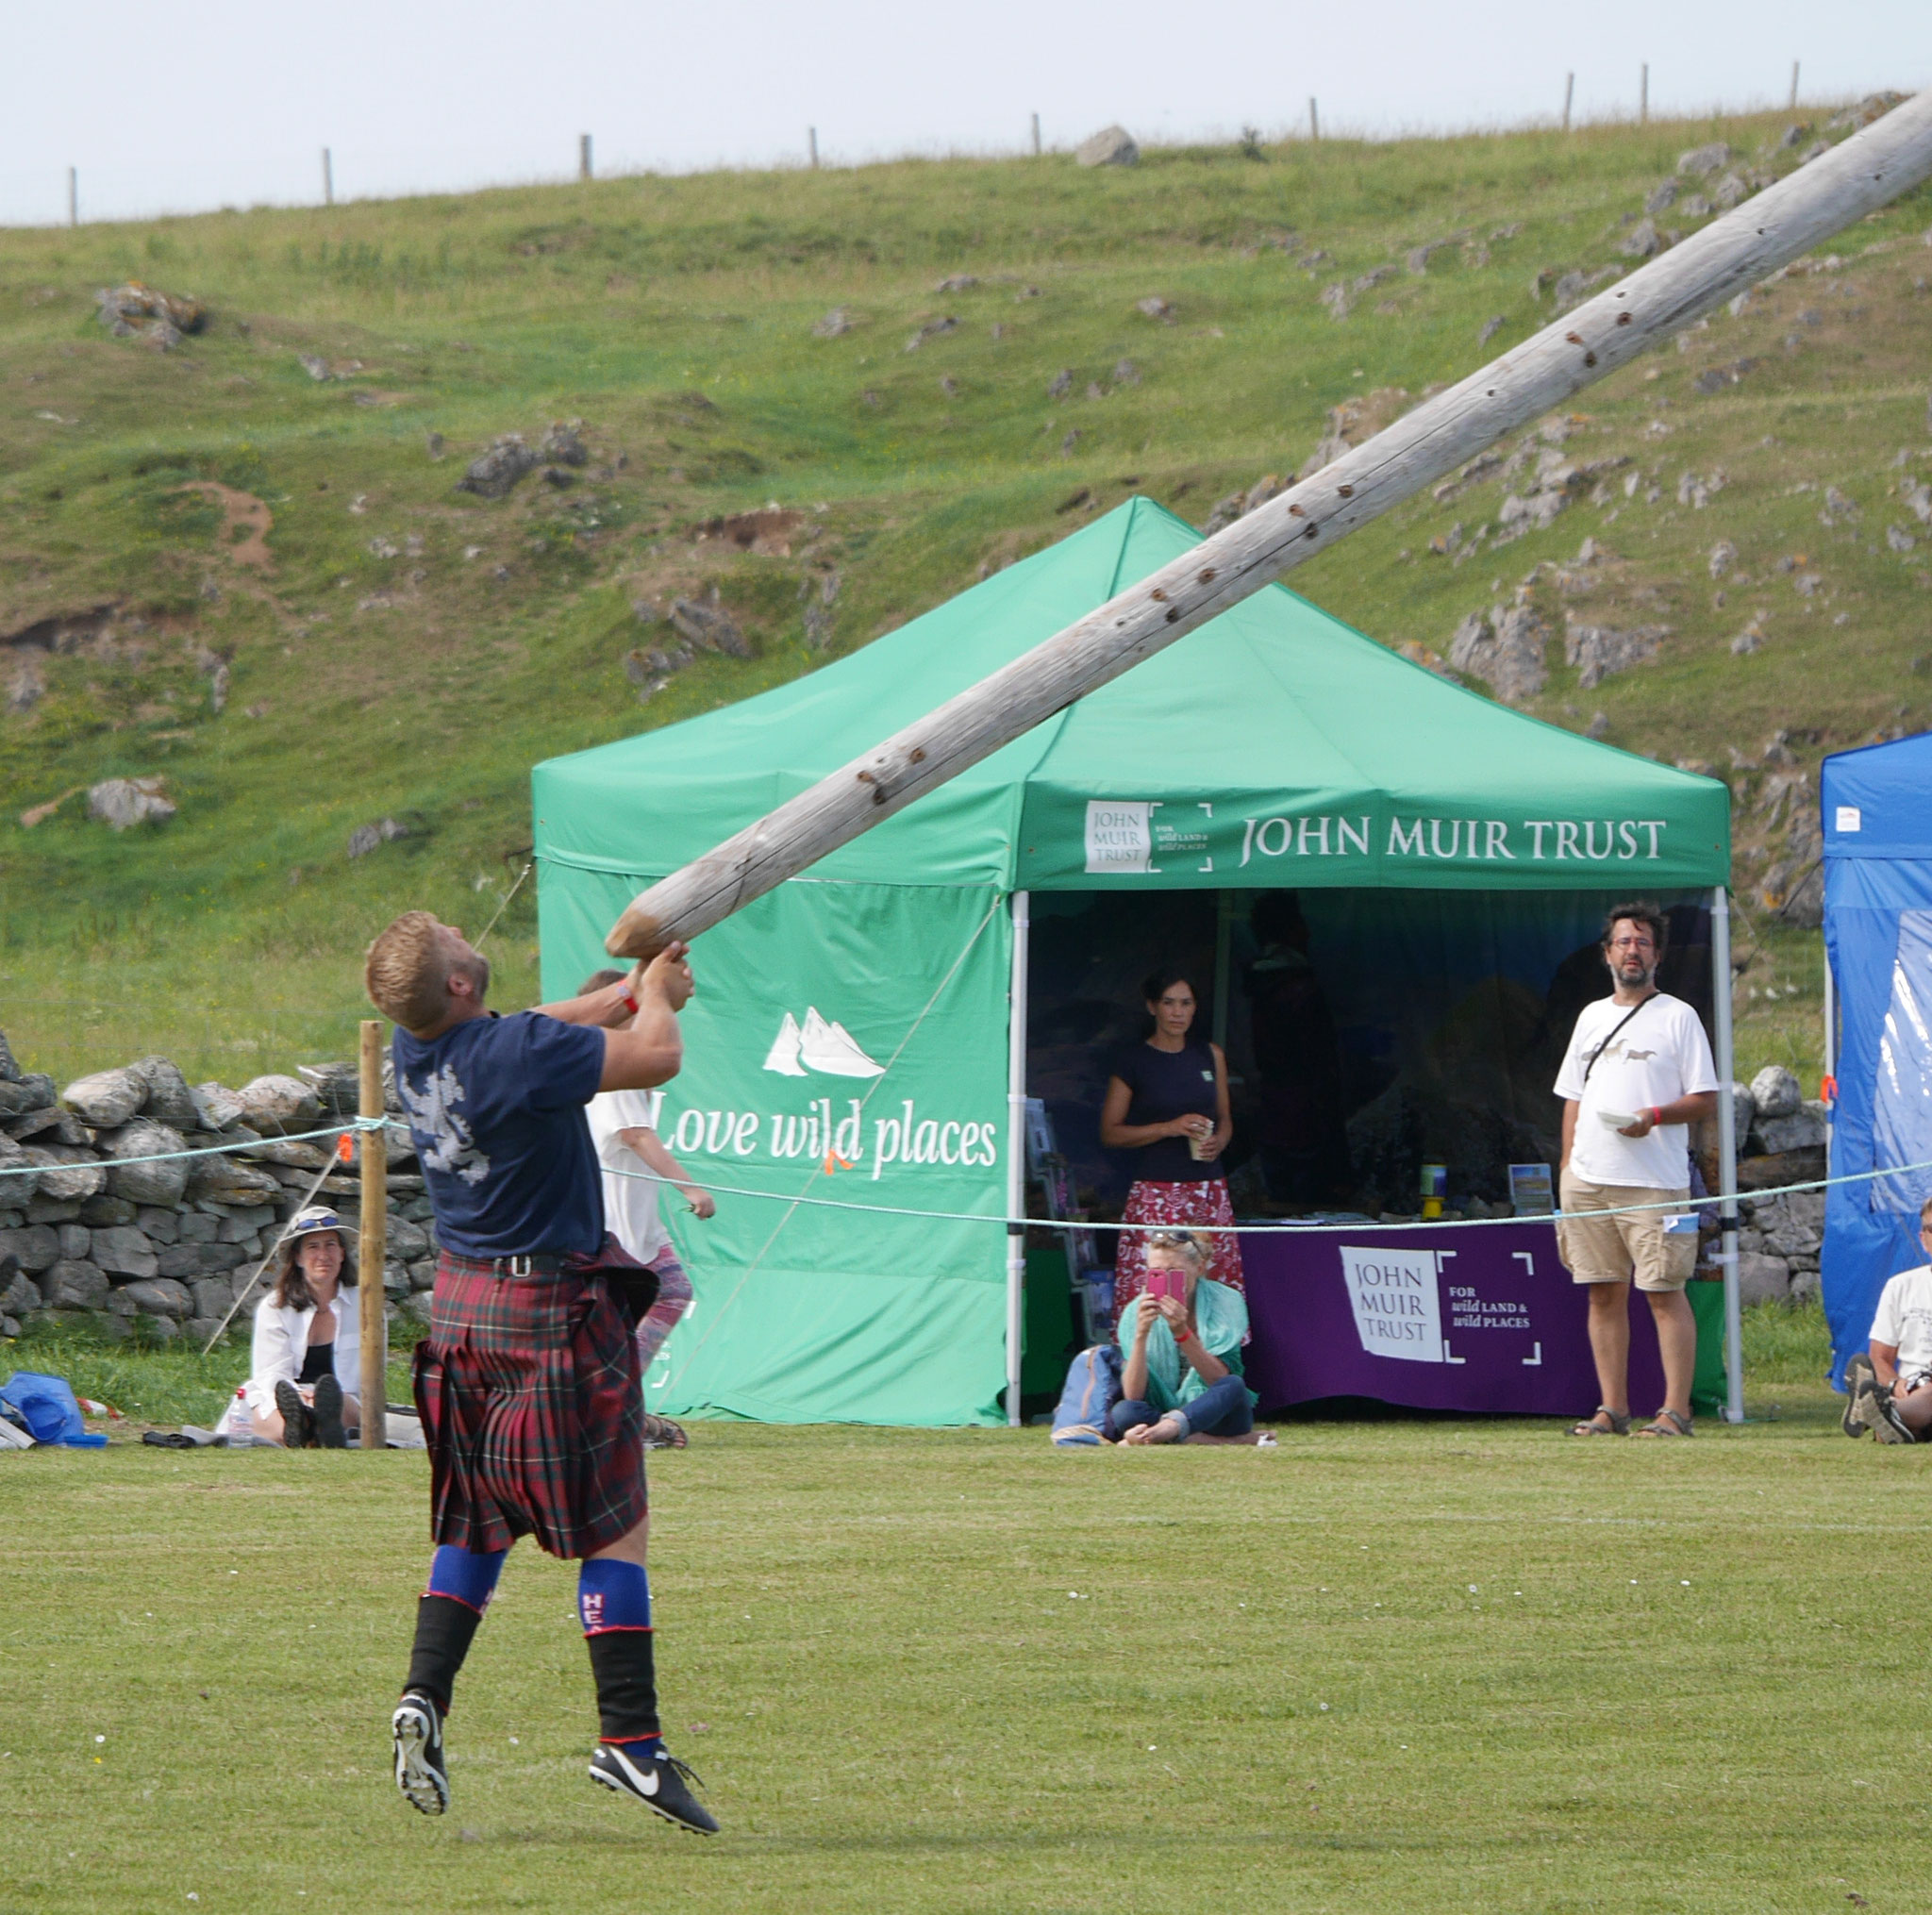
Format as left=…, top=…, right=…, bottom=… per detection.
left=1050, top=1343, right=1123, bottom=1447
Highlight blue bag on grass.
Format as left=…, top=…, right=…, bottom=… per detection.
left=0, top=1372, right=108, bottom=1448
left=1050, top=1344, right=1122, bottom=1447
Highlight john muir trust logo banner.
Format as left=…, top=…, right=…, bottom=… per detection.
left=1027, top=791, right=1720, bottom=891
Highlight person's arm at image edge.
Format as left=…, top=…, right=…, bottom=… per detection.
left=1120, top=1298, right=1154, bottom=1402
left=599, top=946, right=691, bottom=1092
left=1208, top=1042, right=1233, bottom=1157
left=1871, top=1337, right=1902, bottom=1390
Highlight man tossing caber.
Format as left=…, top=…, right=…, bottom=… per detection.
left=363, top=910, right=717, bottom=1836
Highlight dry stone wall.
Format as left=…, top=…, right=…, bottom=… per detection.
left=0, top=1032, right=440, bottom=1346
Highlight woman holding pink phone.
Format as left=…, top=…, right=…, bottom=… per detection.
left=1099, top=967, right=1242, bottom=1330
left=1113, top=1230, right=1258, bottom=1444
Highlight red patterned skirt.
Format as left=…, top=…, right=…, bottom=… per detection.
left=413, top=1253, right=647, bottom=1558
left=1111, top=1177, right=1245, bottom=1329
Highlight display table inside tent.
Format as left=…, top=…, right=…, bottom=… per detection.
left=1238, top=1222, right=1724, bottom=1417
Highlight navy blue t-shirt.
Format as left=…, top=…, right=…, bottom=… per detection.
left=1111, top=1039, right=1223, bottom=1183
left=391, top=1011, right=607, bottom=1259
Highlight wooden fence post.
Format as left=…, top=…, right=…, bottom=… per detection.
left=1790, top=62, right=1800, bottom=111
left=358, top=1020, right=389, bottom=1450
left=1640, top=63, right=1649, bottom=125
left=1562, top=73, right=1574, bottom=132
left=1307, top=97, right=1319, bottom=142
left=603, top=88, right=1932, bottom=961
left=580, top=133, right=592, bottom=181
left=322, top=147, right=333, bottom=207
left=808, top=126, right=820, bottom=169
left=1031, top=111, right=1041, bottom=157
left=67, top=168, right=76, bottom=227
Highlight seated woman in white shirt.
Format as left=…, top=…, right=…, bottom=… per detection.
left=218, top=1206, right=362, bottom=1448
left=1845, top=1194, right=1932, bottom=1444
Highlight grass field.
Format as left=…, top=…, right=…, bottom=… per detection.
left=8, top=1304, right=1922, bottom=1915
left=5, top=105, right=1928, bottom=1088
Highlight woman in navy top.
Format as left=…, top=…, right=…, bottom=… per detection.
left=1099, top=967, right=1243, bottom=1326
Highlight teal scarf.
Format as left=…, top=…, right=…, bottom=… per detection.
left=1117, top=1277, right=1251, bottom=1410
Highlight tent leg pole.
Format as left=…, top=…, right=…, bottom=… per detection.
left=1211, top=890, right=1233, bottom=1053
left=1823, top=939, right=1836, bottom=1175
left=1712, top=886, right=1744, bottom=1424
left=1006, top=891, right=1030, bottom=1428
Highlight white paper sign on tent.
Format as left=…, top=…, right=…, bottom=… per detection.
left=1338, top=1244, right=1446, bottom=1363
left=1085, top=801, right=1157, bottom=874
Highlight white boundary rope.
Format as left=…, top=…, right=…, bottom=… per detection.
left=606, top=1152, right=1932, bottom=1235
left=0, top=1117, right=386, bottom=1179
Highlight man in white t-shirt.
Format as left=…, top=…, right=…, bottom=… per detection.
left=1842, top=1196, right=1932, bottom=1444
left=1553, top=902, right=1719, bottom=1438
left=582, top=968, right=715, bottom=1450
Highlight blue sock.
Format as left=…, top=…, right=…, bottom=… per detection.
left=577, top=1557, right=652, bottom=1633
left=425, top=1543, right=508, bottom=1616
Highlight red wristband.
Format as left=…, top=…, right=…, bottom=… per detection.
left=619, top=991, right=639, bottom=1016
left=1650, top=1106, right=1663, bottom=1127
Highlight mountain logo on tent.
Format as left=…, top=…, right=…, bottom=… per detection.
left=762, top=1007, right=887, bottom=1078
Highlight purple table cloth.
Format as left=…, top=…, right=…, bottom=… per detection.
left=1239, top=1222, right=1665, bottom=1417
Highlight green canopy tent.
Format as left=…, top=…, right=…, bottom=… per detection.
left=533, top=497, right=1735, bottom=1426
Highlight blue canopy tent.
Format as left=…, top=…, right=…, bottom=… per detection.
left=1820, top=733, right=1932, bottom=1383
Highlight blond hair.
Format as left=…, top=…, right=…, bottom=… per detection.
left=365, top=910, right=450, bottom=1034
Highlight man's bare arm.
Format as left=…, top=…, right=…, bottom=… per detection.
left=599, top=946, right=692, bottom=1091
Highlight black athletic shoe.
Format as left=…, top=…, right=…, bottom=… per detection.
left=311, top=1374, right=347, bottom=1449
left=1869, top=1385, right=1916, bottom=1445
left=392, top=1691, right=449, bottom=1815
left=641, top=1412, right=689, bottom=1451
left=588, top=1742, right=719, bottom=1835
left=274, top=1379, right=316, bottom=1448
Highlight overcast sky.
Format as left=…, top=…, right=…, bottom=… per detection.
left=4, top=1, right=1925, bottom=228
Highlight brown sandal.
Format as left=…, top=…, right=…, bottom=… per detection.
left=1569, top=1407, right=1631, bottom=1437
left=1636, top=1408, right=1693, bottom=1438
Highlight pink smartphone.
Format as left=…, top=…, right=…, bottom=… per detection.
left=1142, top=1269, right=1188, bottom=1306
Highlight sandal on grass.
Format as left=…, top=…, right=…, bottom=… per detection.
left=1568, top=1407, right=1631, bottom=1437
left=1636, top=1408, right=1693, bottom=1438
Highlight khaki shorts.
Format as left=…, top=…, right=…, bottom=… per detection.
left=1557, top=1172, right=1697, bottom=1292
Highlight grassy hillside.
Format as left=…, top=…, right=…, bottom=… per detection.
left=3, top=104, right=1924, bottom=1085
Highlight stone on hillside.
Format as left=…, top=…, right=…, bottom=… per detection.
left=0, top=1030, right=17, bottom=1082
left=669, top=596, right=751, bottom=659
left=111, top=1276, right=192, bottom=1319
left=136, top=1205, right=179, bottom=1244
left=1708, top=539, right=1737, bottom=579
left=61, top=1066, right=143, bottom=1128
left=1075, top=125, right=1138, bottom=168
left=87, top=777, right=175, bottom=829
left=1321, top=282, right=1353, bottom=321
left=25, top=1147, right=105, bottom=1202
left=1047, top=368, right=1073, bottom=399
left=810, top=308, right=852, bottom=338
left=537, top=420, right=587, bottom=467
left=190, top=1081, right=248, bottom=1130
left=191, top=1276, right=242, bottom=1318
left=456, top=436, right=537, bottom=499
left=96, top=1120, right=190, bottom=1207
left=1888, top=525, right=1918, bottom=554
left=1776, top=123, right=1812, bottom=150
left=346, top=815, right=424, bottom=859
left=1448, top=601, right=1549, bottom=706
left=1201, top=491, right=1246, bottom=536
left=1135, top=296, right=1174, bottom=323
left=1644, top=178, right=1681, bottom=215
left=1750, top=1063, right=1802, bottom=1120
left=1619, top=220, right=1663, bottom=260
left=188, top=1155, right=285, bottom=1207
left=296, top=1063, right=359, bottom=1118
left=0, top=1224, right=60, bottom=1272
left=1711, top=173, right=1751, bottom=211
left=1244, top=475, right=1287, bottom=514
left=903, top=316, right=957, bottom=351
left=1477, top=314, right=1506, bottom=347
left=42, top=1257, right=109, bottom=1309
left=1, top=1265, right=40, bottom=1316
left=1565, top=620, right=1668, bottom=690
left=387, top=1215, right=431, bottom=1260
left=1820, top=486, right=1857, bottom=525
left=235, top=1075, right=322, bottom=1134
left=91, top=1224, right=158, bottom=1279
left=128, top=1056, right=199, bottom=1129
left=1724, top=1081, right=1758, bottom=1134
left=1677, top=142, right=1731, bottom=178
left=0, top=1073, right=57, bottom=1117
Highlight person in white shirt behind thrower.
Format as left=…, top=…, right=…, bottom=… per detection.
left=1554, top=901, right=1719, bottom=1439
left=1842, top=1195, right=1932, bottom=1444
left=580, top=967, right=715, bottom=1451
left=218, top=1206, right=362, bottom=1447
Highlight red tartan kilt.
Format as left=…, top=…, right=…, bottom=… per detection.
left=413, top=1257, right=646, bottom=1558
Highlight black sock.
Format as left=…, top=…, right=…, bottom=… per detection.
left=405, top=1594, right=484, bottom=1714
left=586, top=1628, right=660, bottom=1742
